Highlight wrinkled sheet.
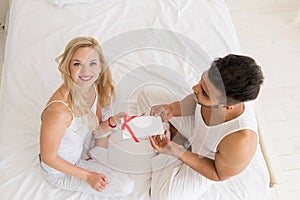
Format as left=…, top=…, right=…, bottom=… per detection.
left=0, top=0, right=240, bottom=199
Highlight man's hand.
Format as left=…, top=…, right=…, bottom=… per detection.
left=150, top=105, right=173, bottom=122
left=149, top=132, right=185, bottom=158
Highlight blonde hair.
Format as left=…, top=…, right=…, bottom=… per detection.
left=56, top=37, right=115, bottom=130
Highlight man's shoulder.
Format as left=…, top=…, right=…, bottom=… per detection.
left=218, top=129, right=257, bottom=155
left=216, top=129, right=258, bottom=169
left=221, top=129, right=257, bottom=147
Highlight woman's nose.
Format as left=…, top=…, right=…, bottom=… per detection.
left=79, top=64, right=89, bottom=73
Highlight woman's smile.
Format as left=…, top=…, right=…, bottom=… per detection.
left=78, top=76, right=93, bottom=82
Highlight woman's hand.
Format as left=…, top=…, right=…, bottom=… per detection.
left=150, top=104, right=173, bottom=122
left=114, top=112, right=127, bottom=124
left=86, top=171, right=109, bottom=192
left=108, top=112, right=127, bottom=127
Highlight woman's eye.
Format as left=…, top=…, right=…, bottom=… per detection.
left=74, top=63, right=81, bottom=67
left=90, top=62, right=97, bottom=66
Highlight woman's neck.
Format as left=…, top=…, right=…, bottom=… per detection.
left=78, top=84, right=95, bottom=99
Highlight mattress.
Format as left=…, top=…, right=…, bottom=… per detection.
left=0, top=0, right=240, bottom=199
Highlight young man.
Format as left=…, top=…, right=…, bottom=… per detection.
left=140, top=54, right=270, bottom=199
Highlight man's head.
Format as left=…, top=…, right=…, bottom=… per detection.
left=192, top=54, right=264, bottom=108
left=208, top=54, right=264, bottom=105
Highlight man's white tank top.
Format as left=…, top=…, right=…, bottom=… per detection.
left=192, top=101, right=270, bottom=199
left=192, top=102, right=258, bottom=159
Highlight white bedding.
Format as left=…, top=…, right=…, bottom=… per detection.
left=0, top=0, right=240, bottom=199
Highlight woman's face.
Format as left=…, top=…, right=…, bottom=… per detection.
left=69, top=47, right=102, bottom=87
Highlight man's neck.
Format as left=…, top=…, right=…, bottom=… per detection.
left=225, top=102, right=244, bottom=122
left=201, top=102, right=244, bottom=126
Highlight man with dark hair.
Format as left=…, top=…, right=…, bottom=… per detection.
left=208, top=54, right=264, bottom=104
left=139, top=54, right=270, bottom=199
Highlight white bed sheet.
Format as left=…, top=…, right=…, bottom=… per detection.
left=0, top=0, right=240, bottom=199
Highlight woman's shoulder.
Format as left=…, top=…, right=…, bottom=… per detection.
left=41, top=86, right=73, bottom=124
left=48, top=85, right=68, bottom=101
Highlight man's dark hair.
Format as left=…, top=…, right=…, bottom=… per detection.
left=208, top=54, right=264, bottom=104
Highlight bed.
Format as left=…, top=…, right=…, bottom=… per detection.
left=0, top=0, right=258, bottom=199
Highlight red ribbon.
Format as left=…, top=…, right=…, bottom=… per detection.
left=121, top=113, right=145, bottom=143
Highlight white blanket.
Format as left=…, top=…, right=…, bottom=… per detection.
left=0, top=0, right=240, bottom=199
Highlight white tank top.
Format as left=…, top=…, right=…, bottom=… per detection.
left=192, top=102, right=270, bottom=198
left=40, top=87, right=114, bottom=174
left=55, top=100, right=97, bottom=165
left=40, top=96, right=97, bottom=173
left=192, top=102, right=258, bottom=159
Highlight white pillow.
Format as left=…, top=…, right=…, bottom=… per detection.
left=48, top=0, right=103, bottom=7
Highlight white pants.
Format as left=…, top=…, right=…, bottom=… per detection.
left=136, top=85, right=214, bottom=200
left=40, top=154, right=134, bottom=198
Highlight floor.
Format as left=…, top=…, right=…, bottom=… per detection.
left=0, top=0, right=300, bottom=199
left=227, top=0, right=300, bottom=199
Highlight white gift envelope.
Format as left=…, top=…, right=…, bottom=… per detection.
left=120, top=116, right=164, bottom=141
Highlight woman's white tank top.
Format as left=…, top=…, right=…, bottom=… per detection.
left=40, top=96, right=97, bottom=174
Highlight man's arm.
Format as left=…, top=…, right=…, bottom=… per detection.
left=150, top=94, right=196, bottom=121
left=169, top=94, right=197, bottom=116
left=149, top=129, right=257, bottom=181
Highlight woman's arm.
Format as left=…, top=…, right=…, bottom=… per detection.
left=40, top=103, right=108, bottom=191
left=94, top=102, right=126, bottom=147
left=94, top=101, right=110, bottom=148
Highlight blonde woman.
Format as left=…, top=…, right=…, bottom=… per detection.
left=39, top=37, right=134, bottom=197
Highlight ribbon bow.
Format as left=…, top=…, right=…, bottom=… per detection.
left=121, top=113, right=145, bottom=143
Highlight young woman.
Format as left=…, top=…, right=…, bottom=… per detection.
left=39, top=37, right=134, bottom=197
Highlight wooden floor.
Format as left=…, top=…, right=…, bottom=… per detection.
left=0, top=0, right=300, bottom=199
left=227, top=0, right=300, bottom=199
